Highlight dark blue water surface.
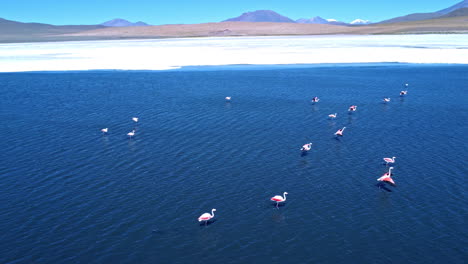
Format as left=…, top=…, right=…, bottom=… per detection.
left=1, top=64, right=467, bottom=264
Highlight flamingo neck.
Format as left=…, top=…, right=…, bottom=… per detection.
left=283, top=192, right=287, bottom=201
left=211, top=209, right=215, bottom=217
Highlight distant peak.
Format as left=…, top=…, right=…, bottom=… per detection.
left=350, top=19, right=371, bottom=25
left=101, top=18, right=149, bottom=27
left=223, top=10, right=295, bottom=23
left=296, top=16, right=329, bottom=24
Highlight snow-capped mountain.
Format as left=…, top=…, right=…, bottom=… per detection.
left=296, top=16, right=329, bottom=24
left=350, top=19, right=371, bottom=25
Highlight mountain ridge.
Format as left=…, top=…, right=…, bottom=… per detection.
left=223, top=10, right=295, bottom=23
left=379, top=0, right=468, bottom=23
left=101, top=18, right=150, bottom=27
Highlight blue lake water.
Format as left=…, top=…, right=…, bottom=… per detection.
left=0, top=64, right=467, bottom=263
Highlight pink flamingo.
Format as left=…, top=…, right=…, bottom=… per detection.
left=335, top=127, right=346, bottom=136
left=198, top=208, right=216, bottom=225
left=271, top=192, right=288, bottom=208
left=348, top=105, right=357, bottom=111
left=101, top=128, right=108, bottom=134
left=132, top=117, right=139, bottom=123
left=328, top=113, right=337, bottom=119
left=383, top=97, right=391, bottom=102
left=301, top=143, right=312, bottom=152
left=225, top=96, right=231, bottom=101
left=312, top=97, right=320, bottom=103
left=383, top=156, right=396, bottom=165
left=127, top=130, right=136, bottom=138
left=400, top=91, right=408, bottom=96
left=378, top=167, right=395, bottom=185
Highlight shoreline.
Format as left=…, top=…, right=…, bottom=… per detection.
left=1, top=35, right=467, bottom=73
left=2, top=62, right=468, bottom=74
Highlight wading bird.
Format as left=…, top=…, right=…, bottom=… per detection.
left=348, top=105, right=357, bottom=112
left=301, top=143, right=312, bottom=152
left=127, top=130, right=136, bottom=138
left=383, top=156, right=396, bottom=165
left=378, top=167, right=395, bottom=185
left=271, top=192, right=288, bottom=208
left=198, top=209, right=216, bottom=225
left=335, top=127, right=346, bottom=136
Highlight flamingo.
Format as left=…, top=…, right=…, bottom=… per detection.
left=383, top=156, right=396, bottom=165
left=378, top=167, right=395, bottom=185
left=348, top=105, right=357, bottom=111
left=132, top=117, right=139, bottom=123
left=400, top=91, right=408, bottom=96
left=312, top=97, right=320, bottom=103
left=270, top=192, right=288, bottom=208
left=383, top=97, right=391, bottom=103
left=335, top=127, right=346, bottom=136
left=198, top=208, right=216, bottom=225
left=301, top=143, right=312, bottom=152
left=328, top=113, right=337, bottom=119
left=225, top=96, right=231, bottom=101
left=127, top=130, right=136, bottom=138
left=101, top=128, right=108, bottom=134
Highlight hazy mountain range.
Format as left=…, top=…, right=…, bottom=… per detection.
left=223, top=1, right=468, bottom=25
left=100, top=18, right=150, bottom=27
left=379, top=0, right=468, bottom=23
left=0, top=0, right=467, bottom=43
left=226, top=10, right=370, bottom=25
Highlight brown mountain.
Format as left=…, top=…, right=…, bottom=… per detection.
left=379, top=0, right=468, bottom=23
left=223, top=10, right=295, bottom=23
left=0, top=18, right=104, bottom=42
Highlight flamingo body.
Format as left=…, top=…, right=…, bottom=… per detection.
left=198, top=209, right=216, bottom=224
left=101, top=128, right=108, bottom=133
left=378, top=175, right=395, bottom=185
left=270, top=192, right=288, bottom=208
left=301, top=143, right=312, bottom=151
left=132, top=117, right=139, bottom=123
left=383, top=98, right=391, bottom=102
left=328, top=113, right=337, bottom=119
left=378, top=167, right=395, bottom=185
left=225, top=96, right=231, bottom=101
left=127, top=130, right=136, bottom=138
left=383, top=157, right=396, bottom=164
left=335, top=127, right=346, bottom=136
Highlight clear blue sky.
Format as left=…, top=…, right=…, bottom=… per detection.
left=1, top=0, right=461, bottom=25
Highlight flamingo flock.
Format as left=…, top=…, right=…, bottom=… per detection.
left=100, top=117, right=139, bottom=138
left=99, top=85, right=408, bottom=226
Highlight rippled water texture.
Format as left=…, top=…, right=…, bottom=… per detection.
left=0, top=64, right=467, bottom=263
